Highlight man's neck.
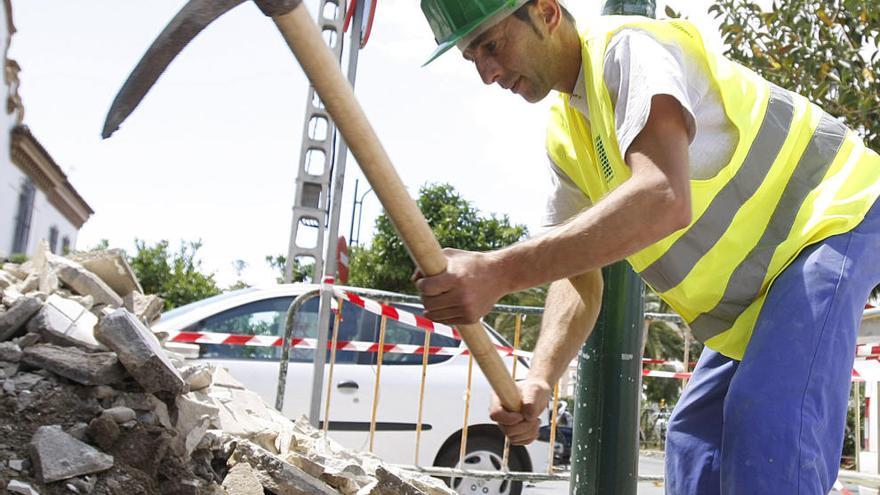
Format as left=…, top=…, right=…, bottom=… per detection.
left=556, top=21, right=582, bottom=95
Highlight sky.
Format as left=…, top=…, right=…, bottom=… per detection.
left=10, top=0, right=731, bottom=288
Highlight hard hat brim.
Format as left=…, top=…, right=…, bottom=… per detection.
left=422, top=38, right=460, bottom=66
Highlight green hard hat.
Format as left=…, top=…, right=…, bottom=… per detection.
left=421, top=0, right=530, bottom=66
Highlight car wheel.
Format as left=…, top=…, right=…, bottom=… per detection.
left=435, top=432, right=525, bottom=495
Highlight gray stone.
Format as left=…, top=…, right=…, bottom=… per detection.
left=11, top=371, right=44, bottom=391
left=15, top=332, right=41, bottom=348
left=9, top=458, right=24, bottom=471
left=30, top=425, right=114, bottom=483
left=0, top=297, right=42, bottom=341
left=0, top=341, right=22, bottom=362
left=0, top=360, right=19, bottom=378
left=52, top=257, right=122, bottom=307
left=222, top=463, right=264, bottom=495
left=7, top=480, right=40, bottom=495
left=95, top=309, right=185, bottom=394
left=26, top=295, right=102, bottom=350
left=21, top=344, right=127, bottom=386
left=101, top=406, right=136, bottom=424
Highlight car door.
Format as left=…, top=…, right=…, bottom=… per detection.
left=358, top=302, right=475, bottom=465
left=186, top=293, right=378, bottom=450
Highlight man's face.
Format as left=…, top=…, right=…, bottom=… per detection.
left=461, top=8, right=556, bottom=103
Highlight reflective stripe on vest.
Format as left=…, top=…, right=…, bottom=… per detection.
left=688, top=112, right=848, bottom=341
left=638, top=86, right=795, bottom=294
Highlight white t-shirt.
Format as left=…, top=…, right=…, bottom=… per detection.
left=542, top=28, right=739, bottom=228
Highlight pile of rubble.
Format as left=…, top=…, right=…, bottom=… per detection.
left=0, top=243, right=453, bottom=495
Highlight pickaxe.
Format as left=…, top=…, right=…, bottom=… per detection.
left=102, top=0, right=522, bottom=412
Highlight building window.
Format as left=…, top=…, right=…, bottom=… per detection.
left=62, top=236, right=71, bottom=255
left=48, top=226, right=59, bottom=254
left=12, top=178, right=35, bottom=255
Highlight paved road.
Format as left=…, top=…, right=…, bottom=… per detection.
left=522, top=454, right=665, bottom=494
left=521, top=454, right=860, bottom=494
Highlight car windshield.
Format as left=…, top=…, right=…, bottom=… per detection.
left=158, top=287, right=260, bottom=322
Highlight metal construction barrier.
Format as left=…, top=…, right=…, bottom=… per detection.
left=163, top=287, right=880, bottom=488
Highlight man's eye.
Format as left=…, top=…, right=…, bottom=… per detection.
left=486, top=41, right=497, bottom=53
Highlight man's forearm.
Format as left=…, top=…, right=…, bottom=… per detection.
left=528, top=270, right=603, bottom=385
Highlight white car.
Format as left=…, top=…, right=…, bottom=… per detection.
left=153, top=284, right=551, bottom=495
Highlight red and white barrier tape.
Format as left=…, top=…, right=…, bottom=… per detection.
left=166, top=331, right=533, bottom=358
left=331, top=289, right=462, bottom=341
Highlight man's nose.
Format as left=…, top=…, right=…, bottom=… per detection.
left=475, top=57, right=502, bottom=86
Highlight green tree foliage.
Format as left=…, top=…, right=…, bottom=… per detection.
left=129, top=239, right=220, bottom=310
left=264, top=254, right=312, bottom=283
left=349, top=183, right=544, bottom=349
left=710, top=0, right=879, bottom=150
left=349, top=183, right=529, bottom=294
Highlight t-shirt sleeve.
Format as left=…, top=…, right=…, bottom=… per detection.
left=541, top=155, right=592, bottom=231
left=603, top=29, right=698, bottom=159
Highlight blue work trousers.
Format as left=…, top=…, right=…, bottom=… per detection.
left=665, top=200, right=880, bottom=494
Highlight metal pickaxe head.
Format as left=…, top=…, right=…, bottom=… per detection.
left=101, top=0, right=302, bottom=139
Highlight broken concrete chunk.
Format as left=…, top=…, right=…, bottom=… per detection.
left=95, top=309, right=185, bottom=395
left=51, top=256, right=122, bottom=307
left=231, top=440, right=339, bottom=495
left=30, top=425, right=114, bottom=483
left=27, top=295, right=102, bottom=350
left=21, top=344, right=127, bottom=386
left=0, top=270, right=16, bottom=289
left=2, top=286, right=24, bottom=306
left=0, top=341, right=22, bottom=362
left=2, top=262, right=27, bottom=279
left=123, top=291, right=164, bottom=325
left=70, top=249, right=143, bottom=299
left=0, top=296, right=42, bottom=342
left=175, top=393, right=220, bottom=456
left=7, top=480, right=40, bottom=495
left=182, top=364, right=213, bottom=391
left=19, top=273, right=39, bottom=293
left=221, top=462, right=264, bottom=495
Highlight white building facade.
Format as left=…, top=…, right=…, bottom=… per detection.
left=0, top=0, right=92, bottom=260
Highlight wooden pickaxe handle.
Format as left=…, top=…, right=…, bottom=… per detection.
left=272, top=4, right=522, bottom=412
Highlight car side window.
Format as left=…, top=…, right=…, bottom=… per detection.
left=370, top=303, right=460, bottom=366
left=190, top=296, right=293, bottom=361
left=288, top=296, right=379, bottom=364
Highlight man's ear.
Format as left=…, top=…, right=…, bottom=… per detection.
left=537, top=0, right=563, bottom=35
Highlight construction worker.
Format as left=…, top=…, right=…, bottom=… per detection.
left=415, top=0, right=880, bottom=493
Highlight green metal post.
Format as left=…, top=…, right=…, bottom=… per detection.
left=569, top=4, right=653, bottom=494
left=570, top=262, right=645, bottom=494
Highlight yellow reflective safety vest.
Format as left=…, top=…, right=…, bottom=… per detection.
left=546, top=16, right=880, bottom=360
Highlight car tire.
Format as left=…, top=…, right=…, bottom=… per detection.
left=435, top=431, right=526, bottom=495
